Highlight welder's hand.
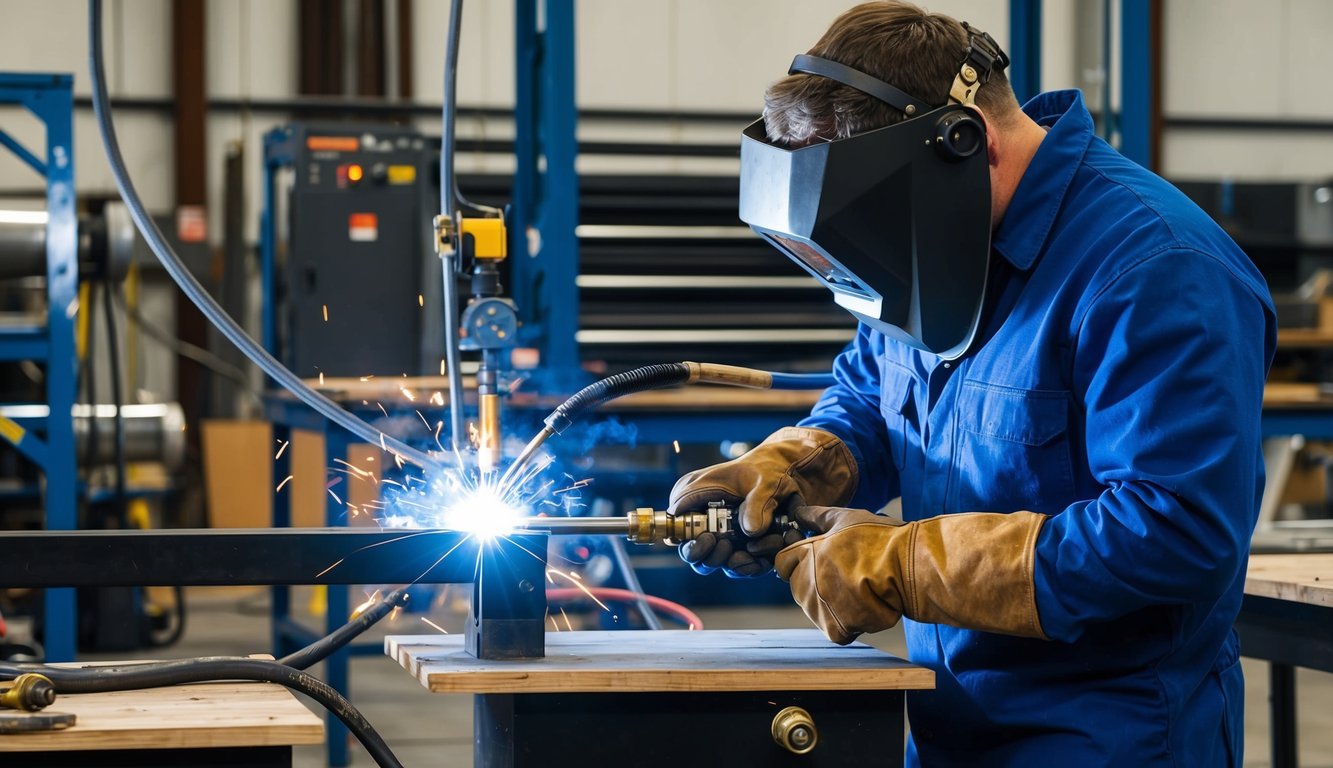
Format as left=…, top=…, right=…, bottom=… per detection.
left=677, top=517, right=805, bottom=578
left=669, top=426, right=858, bottom=539
left=776, top=505, right=1050, bottom=645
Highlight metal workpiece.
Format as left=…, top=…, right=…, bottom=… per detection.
left=0, top=529, right=547, bottom=588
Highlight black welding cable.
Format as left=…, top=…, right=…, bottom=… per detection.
left=439, top=0, right=468, bottom=451
left=87, top=0, right=439, bottom=473
left=111, top=289, right=258, bottom=397
left=1, top=658, right=402, bottom=768
left=102, top=281, right=127, bottom=521
left=81, top=284, right=100, bottom=472
left=278, top=588, right=410, bottom=670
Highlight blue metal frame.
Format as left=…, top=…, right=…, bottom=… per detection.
left=1119, top=0, right=1153, bottom=169
left=1007, top=0, right=1042, bottom=105
left=0, top=73, right=79, bottom=662
left=511, top=0, right=582, bottom=390
left=260, top=127, right=294, bottom=356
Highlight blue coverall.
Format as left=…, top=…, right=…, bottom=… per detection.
left=799, top=90, right=1277, bottom=766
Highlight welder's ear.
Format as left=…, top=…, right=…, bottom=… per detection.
left=972, top=105, right=1001, bottom=169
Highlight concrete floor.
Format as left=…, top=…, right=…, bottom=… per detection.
left=55, top=585, right=1333, bottom=767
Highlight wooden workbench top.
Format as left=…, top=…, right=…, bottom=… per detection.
left=1246, top=553, right=1333, bottom=608
left=387, top=629, right=934, bottom=695
left=0, top=681, right=324, bottom=753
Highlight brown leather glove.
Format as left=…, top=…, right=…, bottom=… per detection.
left=670, top=427, right=858, bottom=577
left=775, top=505, right=1049, bottom=644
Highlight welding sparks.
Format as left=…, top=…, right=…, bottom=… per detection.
left=275, top=440, right=289, bottom=460
left=351, top=590, right=381, bottom=618
left=319, top=372, right=325, bottom=386
left=322, top=304, right=328, bottom=322
left=327, top=488, right=343, bottom=505
left=418, top=294, right=424, bottom=307
left=421, top=617, right=449, bottom=634
left=673, top=439, right=681, bottom=454
left=549, top=569, right=610, bottom=611
left=276, top=475, right=293, bottom=492
left=401, top=387, right=417, bottom=402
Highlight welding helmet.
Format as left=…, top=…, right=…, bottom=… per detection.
left=739, top=26, right=1009, bottom=360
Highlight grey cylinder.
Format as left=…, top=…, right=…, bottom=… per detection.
left=0, top=201, right=134, bottom=280
left=0, top=402, right=185, bottom=471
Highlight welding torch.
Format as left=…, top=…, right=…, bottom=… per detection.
left=510, top=501, right=796, bottom=547
left=498, top=362, right=836, bottom=494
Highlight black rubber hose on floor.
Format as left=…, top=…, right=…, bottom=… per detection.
left=1, top=658, right=403, bottom=768
left=279, top=588, right=410, bottom=670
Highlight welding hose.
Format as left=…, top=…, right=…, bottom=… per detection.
left=87, top=0, right=438, bottom=473
left=499, top=362, right=835, bottom=493
left=543, top=362, right=833, bottom=435
left=0, top=658, right=403, bottom=768
left=278, top=588, right=410, bottom=670
left=0, top=589, right=411, bottom=766
left=547, top=588, right=705, bottom=630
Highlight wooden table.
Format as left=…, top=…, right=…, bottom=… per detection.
left=0, top=681, right=324, bottom=767
left=388, top=628, right=933, bottom=768
left=1239, top=554, right=1333, bottom=768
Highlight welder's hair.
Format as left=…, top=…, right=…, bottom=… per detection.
left=764, top=0, right=1021, bottom=145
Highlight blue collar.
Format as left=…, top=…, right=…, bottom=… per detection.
left=992, top=90, right=1095, bottom=271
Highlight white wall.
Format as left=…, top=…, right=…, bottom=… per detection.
left=1160, top=0, right=1333, bottom=180
left=3, top=0, right=1331, bottom=221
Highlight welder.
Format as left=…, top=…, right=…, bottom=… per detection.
left=668, top=2, right=1276, bottom=765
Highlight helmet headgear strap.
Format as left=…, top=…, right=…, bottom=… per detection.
left=949, top=22, right=1010, bottom=106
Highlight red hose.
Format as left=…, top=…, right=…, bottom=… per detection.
left=546, top=587, right=704, bottom=630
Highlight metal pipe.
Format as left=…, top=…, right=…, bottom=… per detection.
left=0, top=202, right=134, bottom=281
left=0, top=403, right=185, bottom=470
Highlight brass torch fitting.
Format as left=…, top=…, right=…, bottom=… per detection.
left=478, top=393, right=501, bottom=473
left=0, top=673, right=56, bottom=712
left=627, top=501, right=735, bottom=546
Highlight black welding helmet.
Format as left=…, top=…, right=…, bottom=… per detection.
left=739, top=26, right=1009, bottom=360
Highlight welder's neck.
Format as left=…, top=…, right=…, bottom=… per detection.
left=989, top=113, right=1049, bottom=231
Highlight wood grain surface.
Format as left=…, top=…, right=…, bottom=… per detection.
left=387, top=629, right=934, bottom=694
left=1246, top=553, right=1333, bottom=608
left=0, top=681, right=324, bottom=752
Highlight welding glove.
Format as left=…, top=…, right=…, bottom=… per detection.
left=669, top=427, right=858, bottom=577
left=775, top=505, right=1049, bottom=645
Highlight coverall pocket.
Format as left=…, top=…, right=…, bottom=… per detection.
left=954, top=381, right=1074, bottom=513
left=878, top=360, right=916, bottom=471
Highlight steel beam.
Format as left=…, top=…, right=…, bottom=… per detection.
left=0, top=529, right=547, bottom=589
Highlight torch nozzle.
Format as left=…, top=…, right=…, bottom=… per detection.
left=496, top=426, right=553, bottom=495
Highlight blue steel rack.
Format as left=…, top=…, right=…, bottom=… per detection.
left=0, top=72, right=80, bottom=662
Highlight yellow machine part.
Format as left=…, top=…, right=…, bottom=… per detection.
left=460, top=218, right=507, bottom=261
